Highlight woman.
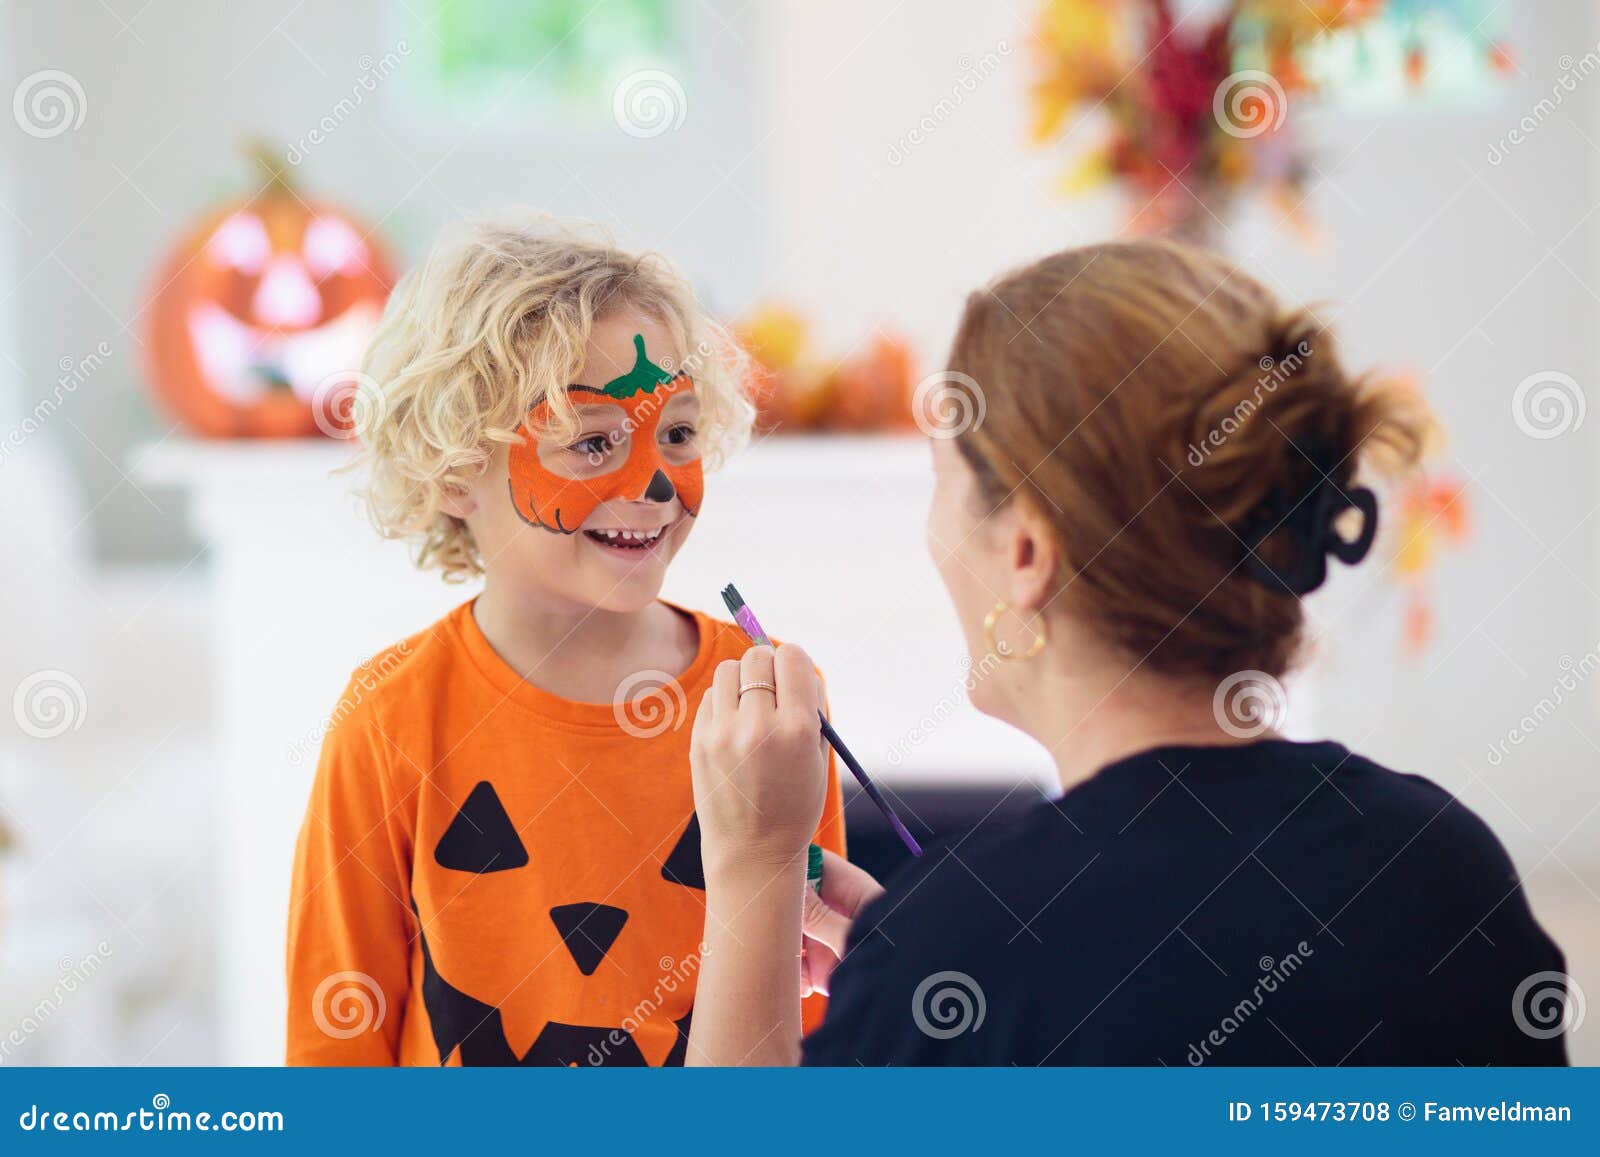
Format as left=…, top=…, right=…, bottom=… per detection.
left=686, top=239, right=1569, bottom=1066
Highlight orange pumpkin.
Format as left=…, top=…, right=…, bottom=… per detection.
left=143, top=147, right=396, bottom=437
left=735, top=304, right=814, bottom=433
left=736, top=307, right=917, bottom=433
left=821, top=332, right=917, bottom=431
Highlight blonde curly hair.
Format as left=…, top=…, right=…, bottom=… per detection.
left=353, top=213, right=754, bottom=581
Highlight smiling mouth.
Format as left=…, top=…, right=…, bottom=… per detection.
left=583, top=525, right=670, bottom=552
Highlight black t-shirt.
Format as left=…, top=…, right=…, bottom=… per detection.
left=803, top=740, right=1569, bottom=1066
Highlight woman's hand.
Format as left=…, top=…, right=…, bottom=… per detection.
left=800, top=849, right=885, bottom=996
left=685, top=643, right=829, bottom=1065
left=690, top=644, right=828, bottom=877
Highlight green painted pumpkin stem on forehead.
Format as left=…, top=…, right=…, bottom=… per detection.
left=599, top=333, right=678, bottom=399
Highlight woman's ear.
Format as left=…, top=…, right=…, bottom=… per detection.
left=1003, top=495, right=1059, bottom=615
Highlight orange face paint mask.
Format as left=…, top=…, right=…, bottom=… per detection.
left=507, top=333, right=704, bottom=533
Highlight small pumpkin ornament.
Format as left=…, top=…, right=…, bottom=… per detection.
left=142, top=144, right=396, bottom=437
left=735, top=304, right=813, bottom=433
left=822, top=332, right=917, bottom=431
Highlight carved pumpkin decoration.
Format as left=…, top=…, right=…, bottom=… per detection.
left=142, top=146, right=396, bottom=437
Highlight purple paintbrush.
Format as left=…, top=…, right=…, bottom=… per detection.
left=721, top=583, right=924, bottom=857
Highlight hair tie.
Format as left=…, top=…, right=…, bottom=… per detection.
left=1241, top=443, right=1379, bottom=597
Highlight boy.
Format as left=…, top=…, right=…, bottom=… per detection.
left=285, top=216, right=845, bottom=1065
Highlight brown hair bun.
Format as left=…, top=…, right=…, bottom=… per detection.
left=948, top=238, right=1433, bottom=679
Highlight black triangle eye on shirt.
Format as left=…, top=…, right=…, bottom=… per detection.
left=435, top=781, right=530, bottom=874
left=660, top=813, right=704, bottom=890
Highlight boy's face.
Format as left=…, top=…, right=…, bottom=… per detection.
left=461, top=311, right=702, bottom=614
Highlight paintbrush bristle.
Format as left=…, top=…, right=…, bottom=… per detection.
left=720, top=584, right=745, bottom=617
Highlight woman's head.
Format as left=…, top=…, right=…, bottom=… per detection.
left=357, top=214, right=752, bottom=611
left=926, top=238, right=1432, bottom=723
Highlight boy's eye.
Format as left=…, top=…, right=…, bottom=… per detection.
left=661, top=423, right=696, bottom=446
left=572, top=434, right=611, bottom=457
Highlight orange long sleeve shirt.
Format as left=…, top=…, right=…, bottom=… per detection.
left=286, top=599, right=845, bottom=1066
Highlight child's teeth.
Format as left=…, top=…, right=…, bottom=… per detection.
left=596, top=528, right=661, bottom=542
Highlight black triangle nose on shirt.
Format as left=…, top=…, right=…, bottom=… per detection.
left=641, top=469, right=676, bottom=503
left=549, top=902, right=629, bottom=976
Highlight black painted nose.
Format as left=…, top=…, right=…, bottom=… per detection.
left=641, top=469, right=677, bottom=503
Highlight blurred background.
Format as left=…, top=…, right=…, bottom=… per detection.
left=1, top=0, right=1596, bottom=1065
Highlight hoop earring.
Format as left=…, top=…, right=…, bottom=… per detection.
left=984, top=601, right=1046, bottom=660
